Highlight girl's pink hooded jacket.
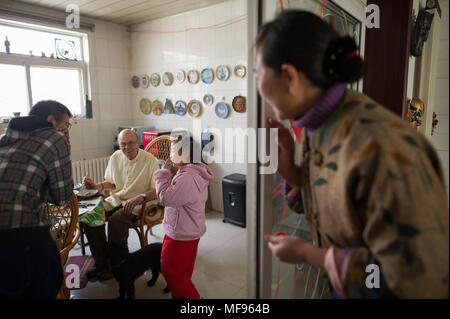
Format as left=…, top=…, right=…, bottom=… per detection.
left=153, top=163, right=214, bottom=241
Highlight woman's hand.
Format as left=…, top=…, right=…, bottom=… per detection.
left=123, top=195, right=145, bottom=215
left=267, top=117, right=302, bottom=187
left=264, top=234, right=327, bottom=269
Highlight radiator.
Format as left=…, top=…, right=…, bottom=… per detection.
left=72, top=156, right=110, bottom=185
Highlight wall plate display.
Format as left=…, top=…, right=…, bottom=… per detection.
left=234, top=65, right=247, bottom=78
left=131, top=75, right=140, bottom=88
left=215, top=102, right=229, bottom=119
left=175, top=100, right=187, bottom=116
left=152, top=100, right=163, bottom=115
left=203, top=94, right=214, bottom=106
left=139, top=98, right=152, bottom=114
left=176, top=69, right=186, bottom=83
left=216, top=65, right=230, bottom=81
left=140, top=74, right=150, bottom=88
left=163, top=72, right=174, bottom=86
left=201, top=68, right=214, bottom=84
left=187, top=100, right=202, bottom=117
left=150, top=73, right=161, bottom=87
left=232, top=95, right=246, bottom=113
left=163, top=99, right=175, bottom=114
left=187, top=70, right=199, bottom=84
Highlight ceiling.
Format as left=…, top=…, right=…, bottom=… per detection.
left=14, top=0, right=229, bottom=26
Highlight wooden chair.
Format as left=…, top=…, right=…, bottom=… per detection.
left=132, top=136, right=173, bottom=247
left=47, top=193, right=81, bottom=299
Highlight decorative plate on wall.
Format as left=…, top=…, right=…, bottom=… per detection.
left=131, top=75, right=140, bottom=88
left=215, top=102, right=229, bottom=119
left=150, top=73, right=161, bottom=87
left=187, top=100, right=202, bottom=117
left=175, top=100, right=187, bottom=116
left=139, top=98, right=152, bottom=114
left=176, top=70, right=186, bottom=83
left=187, top=70, right=199, bottom=84
left=141, top=74, right=150, bottom=88
left=216, top=65, right=230, bottom=81
left=163, top=72, right=174, bottom=86
left=201, top=68, right=214, bottom=84
left=234, top=65, right=247, bottom=78
left=232, top=95, right=246, bottom=113
left=152, top=100, right=163, bottom=115
left=203, top=94, right=214, bottom=106
left=164, top=99, right=175, bottom=114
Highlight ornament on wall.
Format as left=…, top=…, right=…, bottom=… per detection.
left=164, top=99, right=175, bottom=114
left=163, top=72, right=174, bottom=86
left=176, top=70, right=186, bottom=83
left=216, top=65, right=230, bottom=81
left=432, top=112, right=439, bottom=136
left=407, top=98, right=425, bottom=128
left=141, top=74, right=150, bottom=88
left=215, top=102, right=230, bottom=119
left=187, top=70, right=199, bottom=84
left=175, top=100, right=187, bottom=116
left=139, top=98, right=152, bottom=114
left=131, top=75, right=140, bottom=88
left=232, top=95, right=246, bottom=113
left=234, top=65, right=247, bottom=78
left=411, top=9, right=435, bottom=57
left=187, top=100, right=202, bottom=117
left=153, top=100, right=163, bottom=115
left=151, top=73, right=161, bottom=87
left=201, top=68, right=214, bottom=84
left=203, top=94, right=214, bottom=106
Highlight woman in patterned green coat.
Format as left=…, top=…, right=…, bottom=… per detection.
left=257, top=10, right=448, bottom=298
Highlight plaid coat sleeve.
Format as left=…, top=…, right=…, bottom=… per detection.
left=45, top=133, right=73, bottom=204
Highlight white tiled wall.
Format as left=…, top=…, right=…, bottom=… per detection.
left=432, top=0, right=449, bottom=199
left=69, top=20, right=132, bottom=162
left=129, top=0, right=248, bottom=212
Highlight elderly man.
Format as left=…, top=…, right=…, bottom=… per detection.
left=82, top=129, right=159, bottom=281
left=0, top=100, right=73, bottom=298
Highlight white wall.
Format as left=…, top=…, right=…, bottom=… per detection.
left=431, top=0, right=449, bottom=198
left=70, top=20, right=132, bottom=161
left=129, top=0, right=248, bottom=212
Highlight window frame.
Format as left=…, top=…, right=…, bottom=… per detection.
left=0, top=19, right=90, bottom=117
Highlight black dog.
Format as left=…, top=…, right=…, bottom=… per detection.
left=107, top=241, right=170, bottom=299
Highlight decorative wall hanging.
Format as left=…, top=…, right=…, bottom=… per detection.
left=411, top=9, right=435, bottom=57
left=232, top=95, right=246, bottom=113
left=131, top=75, right=140, bottom=88
left=215, top=102, right=229, bottom=119
left=175, top=100, right=187, bottom=116
left=201, top=68, right=214, bottom=84
left=152, top=100, right=163, bottom=115
left=163, top=99, right=175, bottom=114
left=176, top=70, right=186, bottom=83
left=203, top=94, right=214, bottom=106
left=234, top=65, right=247, bottom=78
left=140, top=74, right=150, bottom=88
left=187, top=70, right=200, bottom=84
left=187, top=100, right=202, bottom=117
left=216, top=65, right=230, bottom=81
left=139, top=98, right=152, bottom=114
left=150, top=73, right=161, bottom=87
left=407, top=98, right=425, bottom=128
left=163, top=72, right=174, bottom=86
left=55, top=39, right=76, bottom=60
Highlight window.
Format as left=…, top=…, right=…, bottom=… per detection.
left=0, top=19, right=89, bottom=118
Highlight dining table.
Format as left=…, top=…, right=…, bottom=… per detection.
left=77, top=194, right=107, bottom=255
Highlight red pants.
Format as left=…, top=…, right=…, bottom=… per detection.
left=161, top=235, right=200, bottom=299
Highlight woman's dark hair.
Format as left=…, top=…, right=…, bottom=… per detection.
left=256, top=10, right=365, bottom=89
left=29, top=100, right=72, bottom=121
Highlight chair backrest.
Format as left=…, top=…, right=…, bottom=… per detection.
left=47, top=193, right=80, bottom=265
left=144, top=135, right=172, bottom=161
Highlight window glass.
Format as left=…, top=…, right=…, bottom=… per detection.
left=0, top=64, right=29, bottom=117
left=30, top=66, right=82, bottom=115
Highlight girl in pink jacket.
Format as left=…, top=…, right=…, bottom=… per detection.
left=153, top=136, right=213, bottom=299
